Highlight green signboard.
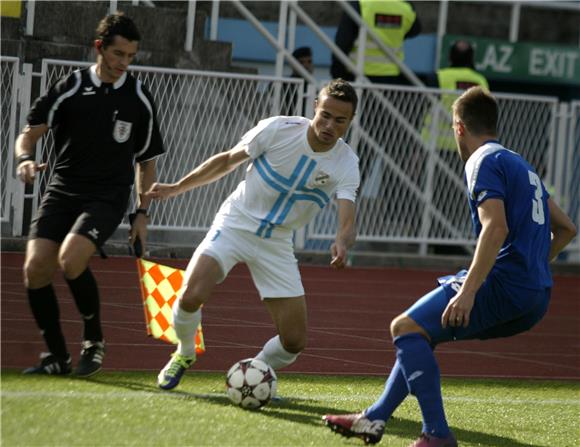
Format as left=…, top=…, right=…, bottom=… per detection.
left=441, top=35, right=580, bottom=86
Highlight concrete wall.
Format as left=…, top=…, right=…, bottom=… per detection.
left=0, top=1, right=249, bottom=73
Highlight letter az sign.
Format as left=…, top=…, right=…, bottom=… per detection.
left=441, top=35, right=580, bottom=86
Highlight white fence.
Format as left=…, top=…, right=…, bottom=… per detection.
left=309, top=83, right=559, bottom=250
left=1, top=57, right=578, bottom=260
left=1, top=57, right=19, bottom=226
left=0, top=56, right=27, bottom=235
left=567, top=101, right=580, bottom=259
left=36, top=60, right=304, bottom=234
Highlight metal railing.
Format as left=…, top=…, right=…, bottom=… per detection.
left=20, top=1, right=579, bottom=59
left=564, top=100, right=580, bottom=260
left=0, top=57, right=19, bottom=226
left=35, top=60, right=304, bottom=240
left=3, top=57, right=576, bottom=260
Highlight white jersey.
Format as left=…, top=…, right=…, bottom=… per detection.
left=213, top=116, right=360, bottom=239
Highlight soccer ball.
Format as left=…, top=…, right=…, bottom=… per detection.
left=226, top=358, right=277, bottom=409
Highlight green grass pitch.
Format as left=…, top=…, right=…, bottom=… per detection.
left=1, top=371, right=578, bottom=446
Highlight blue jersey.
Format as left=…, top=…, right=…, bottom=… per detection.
left=464, top=141, right=552, bottom=290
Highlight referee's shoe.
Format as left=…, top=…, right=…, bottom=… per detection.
left=74, top=340, right=105, bottom=377
left=23, top=352, right=72, bottom=375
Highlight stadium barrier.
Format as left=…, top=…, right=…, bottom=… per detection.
left=0, top=56, right=26, bottom=236
left=0, top=57, right=577, bottom=260
left=0, top=57, right=18, bottom=228
left=566, top=101, right=580, bottom=259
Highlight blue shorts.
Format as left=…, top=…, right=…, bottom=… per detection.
left=406, top=270, right=551, bottom=345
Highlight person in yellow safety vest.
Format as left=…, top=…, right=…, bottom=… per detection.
left=422, top=40, right=489, bottom=151
left=331, top=0, right=421, bottom=85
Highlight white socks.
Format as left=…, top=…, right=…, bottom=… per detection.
left=172, top=302, right=202, bottom=358
left=255, top=335, right=299, bottom=370
left=173, top=305, right=299, bottom=370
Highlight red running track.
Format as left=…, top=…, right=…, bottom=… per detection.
left=2, top=252, right=579, bottom=380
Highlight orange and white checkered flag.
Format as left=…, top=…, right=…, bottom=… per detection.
left=136, top=259, right=205, bottom=354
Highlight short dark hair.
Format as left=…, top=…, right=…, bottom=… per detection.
left=450, top=40, right=475, bottom=68
left=320, top=78, right=358, bottom=115
left=452, top=86, right=498, bottom=136
left=292, top=46, right=312, bottom=59
left=95, top=12, right=140, bottom=48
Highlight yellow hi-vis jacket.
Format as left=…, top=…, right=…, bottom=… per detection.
left=353, top=0, right=417, bottom=77
left=422, top=67, right=489, bottom=151
left=437, top=67, right=489, bottom=92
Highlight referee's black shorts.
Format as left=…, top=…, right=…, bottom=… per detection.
left=29, top=188, right=130, bottom=248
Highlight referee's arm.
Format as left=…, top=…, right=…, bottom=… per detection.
left=129, top=158, right=157, bottom=252
left=135, top=159, right=156, bottom=210
left=15, top=124, right=49, bottom=184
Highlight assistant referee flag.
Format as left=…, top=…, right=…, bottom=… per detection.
left=136, top=258, right=205, bottom=354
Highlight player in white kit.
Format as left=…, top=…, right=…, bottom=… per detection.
left=146, top=79, right=360, bottom=390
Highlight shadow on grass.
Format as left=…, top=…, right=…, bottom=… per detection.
left=81, top=374, right=233, bottom=405
left=386, top=417, right=547, bottom=447
left=263, top=398, right=545, bottom=447
left=81, top=374, right=547, bottom=447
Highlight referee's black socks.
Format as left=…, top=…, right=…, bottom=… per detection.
left=66, top=268, right=103, bottom=342
left=27, top=284, right=69, bottom=359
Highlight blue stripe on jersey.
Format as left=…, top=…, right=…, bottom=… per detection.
left=253, top=154, right=331, bottom=238
left=258, top=153, right=308, bottom=187
left=254, top=155, right=306, bottom=237
left=253, top=158, right=289, bottom=194
left=263, top=159, right=316, bottom=239
left=301, top=184, right=330, bottom=204
left=291, top=193, right=326, bottom=208
left=256, top=192, right=288, bottom=238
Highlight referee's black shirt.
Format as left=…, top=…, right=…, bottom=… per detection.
left=27, top=65, right=165, bottom=197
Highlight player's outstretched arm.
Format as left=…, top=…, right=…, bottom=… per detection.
left=146, top=145, right=250, bottom=200
left=330, top=199, right=356, bottom=269
left=547, top=198, right=577, bottom=261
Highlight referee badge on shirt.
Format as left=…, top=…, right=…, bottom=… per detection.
left=113, top=119, right=132, bottom=143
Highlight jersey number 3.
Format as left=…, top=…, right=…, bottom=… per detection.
left=528, top=171, right=545, bottom=225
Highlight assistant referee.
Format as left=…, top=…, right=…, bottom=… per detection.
left=14, top=12, right=165, bottom=377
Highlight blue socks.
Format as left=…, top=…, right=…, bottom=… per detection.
left=394, top=333, right=450, bottom=438
left=365, top=333, right=450, bottom=439
left=365, top=359, right=409, bottom=422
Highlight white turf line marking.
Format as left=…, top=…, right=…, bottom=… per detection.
left=1, top=390, right=579, bottom=406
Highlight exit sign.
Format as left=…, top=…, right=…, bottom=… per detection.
left=441, top=35, right=580, bottom=86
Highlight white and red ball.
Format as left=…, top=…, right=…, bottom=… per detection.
left=225, top=358, right=277, bottom=409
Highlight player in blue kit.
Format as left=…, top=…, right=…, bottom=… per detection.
left=323, top=87, right=576, bottom=447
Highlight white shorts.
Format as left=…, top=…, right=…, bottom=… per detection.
left=190, top=225, right=304, bottom=299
